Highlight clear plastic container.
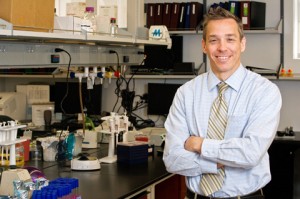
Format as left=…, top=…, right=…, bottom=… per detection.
left=30, top=141, right=42, bottom=161
left=16, top=143, right=25, bottom=167
left=82, top=6, right=96, bottom=33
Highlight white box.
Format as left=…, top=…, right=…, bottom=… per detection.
left=16, top=85, right=50, bottom=105
left=96, top=5, right=117, bottom=33
left=79, top=130, right=98, bottom=148
left=31, top=103, right=55, bottom=126
left=54, top=16, right=85, bottom=34
left=16, top=85, right=50, bottom=120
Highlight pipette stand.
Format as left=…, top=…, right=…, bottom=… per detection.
left=99, top=132, right=117, bottom=163
left=99, top=117, right=117, bottom=163
left=0, top=121, right=26, bottom=168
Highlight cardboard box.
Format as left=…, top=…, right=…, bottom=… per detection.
left=0, top=0, right=55, bottom=32
left=66, top=2, right=86, bottom=18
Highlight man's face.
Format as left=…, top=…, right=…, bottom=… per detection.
left=202, top=18, right=246, bottom=80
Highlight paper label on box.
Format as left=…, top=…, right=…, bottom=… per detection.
left=242, top=17, right=248, bottom=25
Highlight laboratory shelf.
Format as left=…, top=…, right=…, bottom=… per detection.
left=0, top=73, right=197, bottom=79
left=169, top=19, right=282, bottom=35
left=0, top=29, right=169, bottom=47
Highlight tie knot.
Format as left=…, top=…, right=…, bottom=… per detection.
left=218, top=82, right=228, bottom=95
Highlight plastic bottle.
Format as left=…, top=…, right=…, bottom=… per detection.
left=30, top=140, right=42, bottom=161
left=66, top=133, right=75, bottom=160
left=16, top=143, right=24, bottom=167
left=82, top=7, right=96, bottom=33
left=110, top=18, right=118, bottom=37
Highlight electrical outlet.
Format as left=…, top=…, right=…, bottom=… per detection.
left=0, top=45, right=6, bottom=53
left=123, top=55, right=129, bottom=63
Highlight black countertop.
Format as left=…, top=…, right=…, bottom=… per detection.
left=25, top=144, right=170, bottom=199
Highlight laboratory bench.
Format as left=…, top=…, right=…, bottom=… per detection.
left=21, top=131, right=300, bottom=199
left=24, top=144, right=186, bottom=199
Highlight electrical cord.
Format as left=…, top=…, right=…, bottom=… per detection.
left=55, top=48, right=85, bottom=134
left=55, top=48, right=72, bottom=115
left=78, top=81, right=85, bottom=134
left=127, top=54, right=146, bottom=91
left=109, top=50, right=150, bottom=126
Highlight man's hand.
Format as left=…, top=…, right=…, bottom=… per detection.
left=184, top=136, right=204, bottom=154
left=185, top=136, right=225, bottom=169
left=217, top=163, right=224, bottom=169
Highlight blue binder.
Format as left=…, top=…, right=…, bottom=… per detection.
left=184, top=2, right=191, bottom=29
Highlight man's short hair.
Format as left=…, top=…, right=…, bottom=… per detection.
left=202, top=7, right=244, bottom=41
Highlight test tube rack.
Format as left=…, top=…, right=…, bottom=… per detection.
left=0, top=121, right=26, bottom=168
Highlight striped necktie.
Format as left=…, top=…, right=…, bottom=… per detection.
left=200, top=82, right=229, bottom=196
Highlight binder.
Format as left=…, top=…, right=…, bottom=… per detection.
left=146, top=3, right=155, bottom=28
left=184, top=2, right=191, bottom=29
left=189, top=2, right=203, bottom=30
left=219, top=2, right=229, bottom=10
left=154, top=3, right=163, bottom=25
left=177, top=2, right=186, bottom=29
left=228, top=1, right=240, bottom=18
left=240, top=1, right=250, bottom=29
left=162, top=3, right=172, bottom=28
left=249, top=1, right=266, bottom=30
left=169, top=2, right=180, bottom=30
left=240, top=1, right=266, bottom=30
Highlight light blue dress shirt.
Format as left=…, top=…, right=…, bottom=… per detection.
left=163, top=65, right=282, bottom=198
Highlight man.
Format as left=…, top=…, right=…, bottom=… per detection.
left=163, top=7, right=282, bottom=199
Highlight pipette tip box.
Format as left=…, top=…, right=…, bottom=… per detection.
left=117, top=141, right=149, bottom=165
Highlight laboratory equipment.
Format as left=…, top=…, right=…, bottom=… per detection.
left=71, top=155, right=101, bottom=171
left=0, top=92, right=26, bottom=121
left=80, top=130, right=98, bottom=148
left=0, top=121, right=26, bottom=168
left=99, top=113, right=129, bottom=163
left=149, top=25, right=172, bottom=49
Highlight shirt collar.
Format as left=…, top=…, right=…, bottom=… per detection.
left=208, top=65, right=246, bottom=92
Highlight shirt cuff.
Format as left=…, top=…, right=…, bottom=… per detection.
left=201, top=139, right=221, bottom=160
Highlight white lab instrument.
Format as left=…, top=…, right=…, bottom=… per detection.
left=0, top=92, right=26, bottom=121
left=79, top=130, right=98, bottom=148
left=149, top=25, right=172, bottom=49
left=31, top=103, right=55, bottom=126
left=71, top=156, right=101, bottom=170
